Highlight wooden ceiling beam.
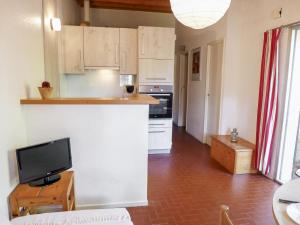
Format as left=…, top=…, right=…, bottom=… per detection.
left=76, top=0, right=172, bottom=13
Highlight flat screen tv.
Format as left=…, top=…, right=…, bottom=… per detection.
left=16, top=138, right=72, bottom=187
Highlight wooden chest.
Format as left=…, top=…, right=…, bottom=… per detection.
left=211, top=135, right=256, bottom=174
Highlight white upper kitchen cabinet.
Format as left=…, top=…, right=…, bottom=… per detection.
left=139, top=59, right=174, bottom=84
left=84, top=27, right=120, bottom=68
left=120, top=28, right=137, bottom=75
left=61, top=26, right=84, bottom=74
left=138, top=26, right=176, bottom=60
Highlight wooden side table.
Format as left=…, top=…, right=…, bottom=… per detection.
left=211, top=135, right=257, bottom=174
left=9, top=171, right=75, bottom=218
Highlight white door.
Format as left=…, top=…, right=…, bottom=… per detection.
left=174, top=53, right=188, bottom=127
left=120, top=28, right=137, bottom=75
left=61, top=26, right=84, bottom=74
left=178, top=54, right=188, bottom=127
left=84, top=27, right=120, bottom=68
left=138, top=26, right=175, bottom=60
left=205, top=41, right=224, bottom=145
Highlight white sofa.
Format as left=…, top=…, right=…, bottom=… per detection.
left=5, top=208, right=134, bottom=225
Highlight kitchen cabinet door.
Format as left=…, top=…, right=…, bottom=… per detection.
left=148, top=127, right=172, bottom=150
left=120, top=28, right=137, bottom=75
left=61, top=26, right=84, bottom=74
left=138, top=26, right=176, bottom=60
left=84, top=27, right=120, bottom=68
left=139, top=59, right=174, bottom=84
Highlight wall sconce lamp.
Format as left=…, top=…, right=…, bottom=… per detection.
left=50, top=18, right=61, bottom=31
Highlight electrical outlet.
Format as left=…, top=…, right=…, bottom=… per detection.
left=272, top=8, right=282, bottom=19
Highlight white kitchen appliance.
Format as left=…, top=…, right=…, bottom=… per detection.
left=139, top=85, right=173, bottom=154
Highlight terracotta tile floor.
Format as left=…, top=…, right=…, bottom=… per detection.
left=128, top=127, right=279, bottom=225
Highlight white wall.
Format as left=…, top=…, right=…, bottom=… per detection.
left=88, top=8, right=175, bottom=28
left=22, top=105, right=149, bottom=208
left=61, top=70, right=123, bottom=98
left=0, top=0, right=45, bottom=218
left=176, top=0, right=300, bottom=143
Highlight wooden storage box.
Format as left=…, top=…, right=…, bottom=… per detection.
left=211, top=135, right=256, bottom=174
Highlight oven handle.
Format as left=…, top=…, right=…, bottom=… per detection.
left=148, top=94, right=172, bottom=96
left=148, top=131, right=166, bottom=133
left=146, top=78, right=167, bottom=80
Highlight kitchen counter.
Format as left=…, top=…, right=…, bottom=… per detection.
left=20, top=94, right=158, bottom=105
left=20, top=94, right=155, bottom=208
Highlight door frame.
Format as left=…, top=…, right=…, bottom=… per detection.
left=177, top=53, right=189, bottom=127
left=203, top=39, right=225, bottom=144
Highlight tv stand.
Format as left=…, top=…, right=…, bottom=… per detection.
left=9, top=171, right=75, bottom=218
left=29, top=174, right=61, bottom=187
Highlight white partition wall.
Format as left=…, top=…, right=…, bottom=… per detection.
left=22, top=104, right=149, bottom=208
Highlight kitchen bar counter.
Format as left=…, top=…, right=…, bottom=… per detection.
left=20, top=94, right=158, bottom=105
left=20, top=94, right=155, bottom=209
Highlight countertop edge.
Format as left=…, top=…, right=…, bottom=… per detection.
left=20, top=95, right=159, bottom=105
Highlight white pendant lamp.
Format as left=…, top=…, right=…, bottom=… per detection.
left=170, top=0, right=231, bottom=29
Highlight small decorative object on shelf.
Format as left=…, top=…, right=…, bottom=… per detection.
left=231, top=128, right=239, bottom=143
left=38, top=81, right=53, bottom=99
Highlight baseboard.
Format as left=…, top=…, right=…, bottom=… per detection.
left=149, top=149, right=171, bottom=154
left=76, top=200, right=148, bottom=210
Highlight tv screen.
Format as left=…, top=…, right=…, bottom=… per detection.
left=16, top=138, right=72, bottom=185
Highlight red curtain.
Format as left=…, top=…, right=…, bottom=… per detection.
left=255, top=28, right=282, bottom=175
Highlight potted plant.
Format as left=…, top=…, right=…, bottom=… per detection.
left=38, top=81, right=53, bottom=99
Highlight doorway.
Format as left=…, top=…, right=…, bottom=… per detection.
left=174, top=53, right=188, bottom=127
left=204, top=40, right=224, bottom=145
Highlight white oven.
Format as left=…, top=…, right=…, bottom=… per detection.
left=139, top=85, right=173, bottom=154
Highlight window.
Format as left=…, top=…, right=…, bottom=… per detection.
left=277, top=26, right=300, bottom=182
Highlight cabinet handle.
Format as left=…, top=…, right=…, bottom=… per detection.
left=122, top=52, right=127, bottom=72
left=141, top=33, right=145, bottom=55
left=146, top=78, right=167, bottom=80
left=149, top=131, right=166, bottom=133
left=150, top=94, right=171, bottom=96
left=115, top=44, right=119, bottom=65
left=149, top=124, right=165, bottom=126
left=125, top=52, right=127, bottom=71
left=79, top=50, right=83, bottom=71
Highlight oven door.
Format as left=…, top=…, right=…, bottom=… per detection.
left=148, top=93, right=173, bottom=119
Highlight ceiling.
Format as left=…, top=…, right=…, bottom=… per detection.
left=76, top=0, right=172, bottom=13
